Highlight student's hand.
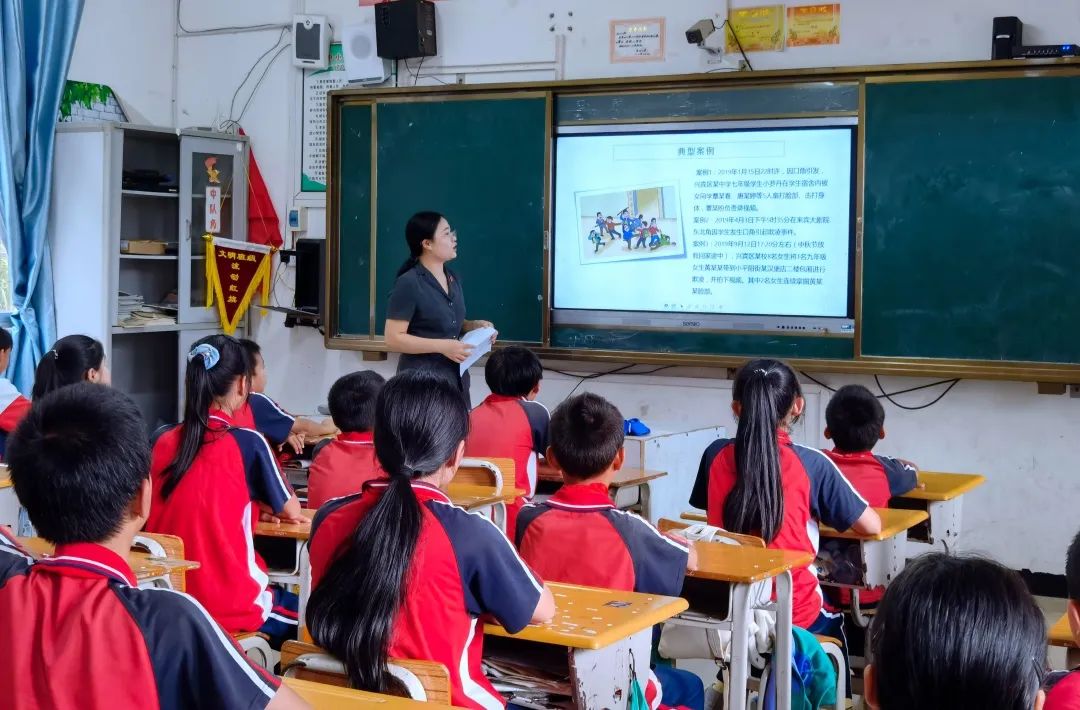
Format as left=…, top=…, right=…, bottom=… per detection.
left=259, top=511, right=283, bottom=524
left=685, top=541, right=699, bottom=573
left=488, top=329, right=499, bottom=346
left=282, top=432, right=305, bottom=454
left=442, top=339, right=474, bottom=363
left=278, top=510, right=311, bottom=525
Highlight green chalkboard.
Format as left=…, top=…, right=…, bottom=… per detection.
left=335, top=103, right=373, bottom=336
left=862, top=76, right=1080, bottom=364
left=550, top=328, right=854, bottom=359
left=371, top=97, right=548, bottom=342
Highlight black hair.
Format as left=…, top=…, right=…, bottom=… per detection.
left=1067, top=528, right=1080, bottom=601
left=825, top=384, right=885, bottom=452
left=327, top=370, right=386, bottom=433
left=238, top=338, right=262, bottom=376
left=549, top=393, right=623, bottom=480
left=0, top=327, right=12, bottom=352
left=868, top=553, right=1046, bottom=710
left=161, top=334, right=249, bottom=500
left=395, top=211, right=445, bottom=278
left=32, top=334, right=105, bottom=399
left=723, top=359, right=802, bottom=543
left=484, top=346, right=542, bottom=398
left=8, top=383, right=150, bottom=544
left=306, top=369, right=469, bottom=692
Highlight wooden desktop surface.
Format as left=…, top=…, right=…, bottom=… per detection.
left=537, top=462, right=667, bottom=488
left=255, top=510, right=317, bottom=540
left=0, top=466, right=10, bottom=489
left=819, top=508, right=929, bottom=541
left=283, top=677, right=455, bottom=708
left=1050, top=613, right=1077, bottom=648
left=17, top=536, right=200, bottom=581
left=447, top=484, right=525, bottom=510
left=899, top=472, right=986, bottom=502
left=690, top=541, right=813, bottom=584
left=484, top=582, right=687, bottom=650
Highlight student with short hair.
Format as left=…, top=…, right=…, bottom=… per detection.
left=864, top=553, right=1047, bottom=710
left=1044, top=529, right=1080, bottom=709
left=146, top=334, right=306, bottom=642
left=0, top=383, right=308, bottom=709
left=31, top=334, right=110, bottom=399
left=307, top=370, right=555, bottom=710
left=464, top=346, right=549, bottom=534
left=0, top=327, right=30, bottom=458
left=307, top=370, right=386, bottom=509
left=517, top=392, right=703, bottom=710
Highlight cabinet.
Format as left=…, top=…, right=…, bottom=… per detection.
left=50, top=123, right=249, bottom=430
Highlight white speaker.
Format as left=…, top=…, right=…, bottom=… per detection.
left=343, top=20, right=392, bottom=85
left=293, top=14, right=330, bottom=69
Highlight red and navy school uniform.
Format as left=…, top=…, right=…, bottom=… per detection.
left=0, top=377, right=30, bottom=458
left=515, top=481, right=689, bottom=596
left=1045, top=669, right=1080, bottom=710
left=307, top=430, right=384, bottom=509
left=0, top=528, right=280, bottom=710
left=146, top=408, right=295, bottom=634
left=692, top=431, right=869, bottom=630
left=309, top=480, right=544, bottom=710
left=465, top=394, right=549, bottom=534
left=234, top=391, right=296, bottom=447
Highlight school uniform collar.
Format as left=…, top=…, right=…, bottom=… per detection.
left=36, top=542, right=138, bottom=586
left=548, top=481, right=615, bottom=511
left=338, top=431, right=374, bottom=445
left=364, top=478, right=452, bottom=504
left=482, top=393, right=525, bottom=406
left=777, top=429, right=793, bottom=446
left=829, top=447, right=875, bottom=460
left=208, top=407, right=235, bottom=429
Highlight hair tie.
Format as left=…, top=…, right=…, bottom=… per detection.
left=47, top=349, right=58, bottom=360
left=187, top=343, right=220, bottom=370
left=754, top=368, right=769, bottom=376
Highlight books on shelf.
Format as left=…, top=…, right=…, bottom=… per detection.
left=116, top=292, right=178, bottom=328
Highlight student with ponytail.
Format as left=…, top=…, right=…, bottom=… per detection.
left=690, top=359, right=881, bottom=642
left=31, top=334, right=110, bottom=399
left=145, top=334, right=306, bottom=643
left=307, top=369, right=554, bottom=709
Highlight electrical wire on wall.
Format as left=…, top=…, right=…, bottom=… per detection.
left=545, top=364, right=673, bottom=401
left=218, top=27, right=292, bottom=133
left=799, top=370, right=961, bottom=411
left=177, top=0, right=287, bottom=36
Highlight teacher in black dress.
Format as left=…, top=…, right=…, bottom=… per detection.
left=384, top=211, right=496, bottom=402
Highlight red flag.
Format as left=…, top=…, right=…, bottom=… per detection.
left=239, top=128, right=283, bottom=248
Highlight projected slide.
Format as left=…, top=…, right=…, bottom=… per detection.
left=552, top=123, right=855, bottom=321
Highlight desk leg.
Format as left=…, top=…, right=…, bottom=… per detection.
left=640, top=482, right=652, bottom=522
left=928, top=498, right=962, bottom=551
left=568, top=627, right=651, bottom=709
left=774, top=572, right=793, bottom=710
left=727, top=584, right=752, bottom=710
left=863, top=535, right=905, bottom=589
left=297, top=542, right=311, bottom=637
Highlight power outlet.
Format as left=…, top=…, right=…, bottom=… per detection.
left=1071, top=384, right=1080, bottom=398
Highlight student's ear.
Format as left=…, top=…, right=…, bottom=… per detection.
left=730, top=401, right=742, bottom=420
left=612, top=447, right=625, bottom=472
left=879, top=426, right=887, bottom=440
left=790, top=395, right=805, bottom=419
left=1067, top=599, right=1080, bottom=644
left=862, top=664, right=879, bottom=709
left=449, top=440, right=466, bottom=471
left=823, top=427, right=832, bottom=441
left=528, top=383, right=540, bottom=401
left=132, top=477, right=152, bottom=525
left=1034, top=689, right=1046, bottom=710
left=545, top=446, right=561, bottom=473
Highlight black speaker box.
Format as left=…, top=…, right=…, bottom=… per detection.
left=294, top=238, right=325, bottom=315
left=992, top=16, right=1023, bottom=60
left=376, top=0, right=437, bottom=60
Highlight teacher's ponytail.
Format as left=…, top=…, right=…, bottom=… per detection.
left=396, top=211, right=445, bottom=277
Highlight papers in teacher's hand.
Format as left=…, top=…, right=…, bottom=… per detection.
left=459, top=326, right=497, bottom=375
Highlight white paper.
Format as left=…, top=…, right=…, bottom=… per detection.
left=459, top=326, right=496, bottom=375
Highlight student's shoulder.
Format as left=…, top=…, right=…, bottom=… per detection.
left=703, top=437, right=735, bottom=463
left=427, top=497, right=507, bottom=541
left=311, top=491, right=364, bottom=538
left=790, top=441, right=844, bottom=477
left=1046, top=669, right=1080, bottom=710
left=518, top=399, right=550, bottom=418
left=225, top=425, right=276, bottom=454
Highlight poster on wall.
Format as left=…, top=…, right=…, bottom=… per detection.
left=787, top=4, right=841, bottom=46
left=726, top=4, right=786, bottom=53
left=610, top=18, right=666, bottom=63
left=301, top=43, right=348, bottom=194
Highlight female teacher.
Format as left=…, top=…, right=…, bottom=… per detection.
left=384, top=211, right=496, bottom=402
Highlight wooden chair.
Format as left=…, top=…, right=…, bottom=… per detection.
left=131, top=532, right=188, bottom=592
left=455, top=457, right=513, bottom=491
left=280, top=640, right=453, bottom=705
left=657, top=518, right=766, bottom=548
left=233, top=632, right=274, bottom=671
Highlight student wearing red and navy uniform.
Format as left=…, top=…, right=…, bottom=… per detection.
left=690, top=360, right=881, bottom=647
left=517, top=392, right=703, bottom=710
left=465, top=346, right=549, bottom=534
left=0, top=383, right=307, bottom=710
left=307, top=370, right=386, bottom=509
left=31, top=333, right=111, bottom=399
left=1045, top=528, right=1080, bottom=710
left=146, top=335, right=307, bottom=643
left=821, top=384, right=919, bottom=608
left=307, top=370, right=555, bottom=710
left=0, top=327, right=29, bottom=458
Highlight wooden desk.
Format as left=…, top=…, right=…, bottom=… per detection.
left=485, top=582, right=687, bottom=708
left=818, top=508, right=928, bottom=542
left=283, top=677, right=453, bottom=708
left=1049, top=613, right=1080, bottom=668
left=893, top=471, right=986, bottom=548
left=537, top=462, right=667, bottom=519
left=16, top=536, right=200, bottom=588
left=0, top=465, right=17, bottom=532
left=256, top=509, right=316, bottom=639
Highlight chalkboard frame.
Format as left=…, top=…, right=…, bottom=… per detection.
left=326, top=61, right=1080, bottom=383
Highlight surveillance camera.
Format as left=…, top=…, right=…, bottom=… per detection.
left=686, top=19, right=716, bottom=45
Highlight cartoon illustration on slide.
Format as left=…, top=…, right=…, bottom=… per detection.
left=574, top=185, right=685, bottom=265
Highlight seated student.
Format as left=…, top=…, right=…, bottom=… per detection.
left=822, top=384, right=919, bottom=608
left=464, top=346, right=549, bottom=534
left=0, top=327, right=30, bottom=458
left=146, top=335, right=307, bottom=644
left=307, top=370, right=386, bottom=509
left=1045, top=529, right=1080, bottom=709
left=0, top=383, right=307, bottom=709
left=236, top=338, right=338, bottom=451
left=691, top=359, right=881, bottom=643
left=306, top=370, right=555, bottom=710
left=864, top=553, right=1046, bottom=710
left=517, top=392, right=703, bottom=710
left=31, top=334, right=110, bottom=399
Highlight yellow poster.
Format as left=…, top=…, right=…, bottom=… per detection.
left=787, top=4, right=841, bottom=47
left=726, top=5, right=785, bottom=54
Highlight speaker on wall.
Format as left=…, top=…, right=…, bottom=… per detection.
left=992, top=16, right=1023, bottom=60
left=375, top=0, right=437, bottom=60
left=293, top=238, right=325, bottom=316
left=292, top=14, right=330, bottom=69
left=343, top=19, right=392, bottom=85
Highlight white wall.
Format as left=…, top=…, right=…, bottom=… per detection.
left=69, top=0, right=1080, bottom=573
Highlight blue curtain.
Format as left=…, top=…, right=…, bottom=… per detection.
left=0, top=0, right=84, bottom=394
